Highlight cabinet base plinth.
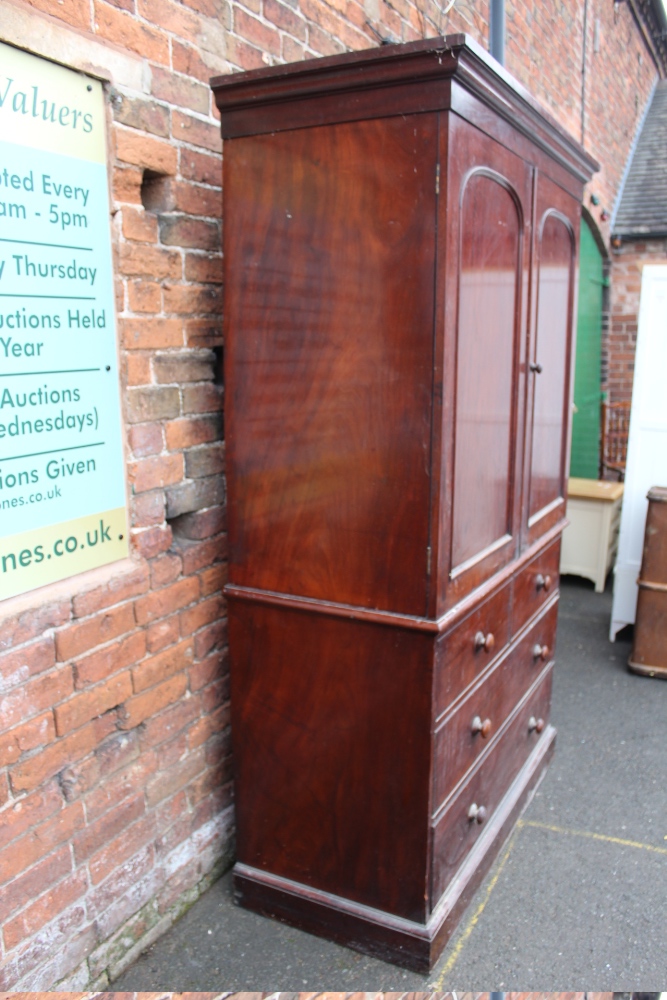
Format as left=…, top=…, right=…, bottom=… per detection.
left=628, top=658, right=667, bottom=679
left=233, top=724, right=556, bottom=972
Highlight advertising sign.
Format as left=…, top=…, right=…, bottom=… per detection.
left=0, top=42, right=128, bottom=601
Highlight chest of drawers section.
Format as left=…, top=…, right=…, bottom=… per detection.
left=431, top=588, right=558, bottom=907
left=433, top=596, right=558, bottom=814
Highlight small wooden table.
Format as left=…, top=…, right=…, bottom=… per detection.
left=560, top=478, right=624, bottom=592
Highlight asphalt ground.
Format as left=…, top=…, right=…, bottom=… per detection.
left=114, top=576, right=667, bottom=991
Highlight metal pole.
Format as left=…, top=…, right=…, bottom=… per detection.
left=581, top=0, right=589, bottom=143
left=490, top=0, right=505, bottom=64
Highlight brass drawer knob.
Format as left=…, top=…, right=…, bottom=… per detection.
left=535, top=573, right=552, bottom=592
left=471, top=715, right=492, bottom=738
left=528, top=716, right=545, bottom=734
left=474, top=631, right=495, bottom=653
left=468, top=802, right=487, bottom=823
left=532, top=643, right=549, bottom=661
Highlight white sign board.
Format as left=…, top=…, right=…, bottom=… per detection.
left=0, top=42, right=127, bottom=601
left=610, top=265, right=667, bottom=639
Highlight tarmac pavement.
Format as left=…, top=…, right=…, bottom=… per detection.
left=113, top=576, right=667, bottom=991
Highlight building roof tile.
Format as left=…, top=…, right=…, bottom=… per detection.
left=614, top=81, right=667, bottom=237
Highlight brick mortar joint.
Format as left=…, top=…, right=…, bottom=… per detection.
left=0, top=549, right=226, bottom=662
left=7, top=807, right=236, bottom=988
left=0, top=557, right=153, bottom=640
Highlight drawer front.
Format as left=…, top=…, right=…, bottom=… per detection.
left=607, top=519, right=621, bottom=570
left=512, top=538, right=560, bottom=634
left=430, top=666, right=552, bottom=908
left=610, top=513, right=621, bottom=542
left=434, top=581, right=511, bottom=719
left=432, top=600, right=558, bottom=813
left=610, top=500, right=622, bottom=533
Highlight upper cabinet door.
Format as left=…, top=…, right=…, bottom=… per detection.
left=435, top=116, right=531, bottom=613
left=523, top=174, right=580, bottom=549
left=224, top=113, right=438, bottom=617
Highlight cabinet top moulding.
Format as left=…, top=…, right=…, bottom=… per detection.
left=211, top=34, right=599, bottom=183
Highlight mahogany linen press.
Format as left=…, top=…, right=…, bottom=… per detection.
left=212, top=35, right=597, bottom=971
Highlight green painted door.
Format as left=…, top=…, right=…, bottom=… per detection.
left=570, top=219, right=603, bottom=478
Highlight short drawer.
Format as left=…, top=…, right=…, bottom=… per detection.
left=432, top=601, right=558, bottom=813
left=434, top=581, right=511, bottom=719
left=608, top=525, right=621, bottom=569
left=430, top=666, right=552, bottom=908
left=512, top=538, right=560, bottom=634
left=611, top=497, right=623, bottom=525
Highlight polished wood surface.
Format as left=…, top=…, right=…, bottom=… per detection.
left=233, top=720, right=556, bottom=973
left=529, top=214, right=574, bottom=517
left=430, top=666, right=553, bottom=905
left=452, top=171, right=520, bottom=570
left=214, top=35, right=594, bottom=971
left=434, top=581, right=511, bottom=717
left=524, top=175, right=579, bottom=546
left=224, top=115, right=437, bottom=615
left=229, top=600, right=433, bottom=921
left=511, top=536, right=561, bottom=634
left=629, top=487, right=667, bottom=678
left=435, top=117, right=531, bottom=611
left=432, top=599, right=558, bottom=812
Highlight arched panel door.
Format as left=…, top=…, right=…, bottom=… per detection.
left=570, top=218, right=603, bottom=478
left=445, top=167, right=526, bottom=604
left=524, top=175, right=580, bottom=548
left=434, top=117, right=532, bottom=615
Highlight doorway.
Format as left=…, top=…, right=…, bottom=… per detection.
left=570, top=218, right=604, bottom=478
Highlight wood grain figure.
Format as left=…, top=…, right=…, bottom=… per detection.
left=213, top=33, right=597, bottom=971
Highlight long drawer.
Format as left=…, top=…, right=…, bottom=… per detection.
left=431, top=599, right=558, bottom=813
left=430, top=665, right=552, bottom=908
left=434, top=580, right=511, bottom=720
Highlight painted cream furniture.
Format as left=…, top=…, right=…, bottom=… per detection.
left=560, top=478, right=624, bottom=592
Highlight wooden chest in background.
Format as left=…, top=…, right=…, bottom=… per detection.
left=630, top=485, right=667, bottom=679
left=212, top=35, right=597, bottom=971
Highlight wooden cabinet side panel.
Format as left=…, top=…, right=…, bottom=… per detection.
left=223, top=115, right=438, bottom=615
left=229, top=601, right=434, bottom=922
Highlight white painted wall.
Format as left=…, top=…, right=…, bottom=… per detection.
left=610, top=265, right=667, bottom=639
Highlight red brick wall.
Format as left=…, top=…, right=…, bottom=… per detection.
left=504, top=0, right=658, bottom=239
left=502, top=0, right=660, bottom=410
left=609, top=238, right=667, bottom=403
left=0, top=0, right=661, bottom=990
left=1, top=0, right=234, bottom=989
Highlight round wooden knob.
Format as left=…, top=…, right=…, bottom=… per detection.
left=468, top=803, right=487, bottom=824
left=536, top=573, right=552, bottom=592
left=474, top=631, right=495, bottom=653
left=528, top=716, right=545, bottom=734
left=532, top=643, right=549, bottom=661
left=471, top=715, right=492, bottom=738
